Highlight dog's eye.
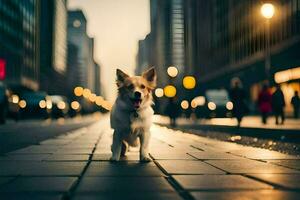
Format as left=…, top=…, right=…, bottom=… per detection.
left=141, top=84, right=145, bottom=89
left=127, top=84, right=134, bottom=90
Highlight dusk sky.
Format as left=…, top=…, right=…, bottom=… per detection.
left=68, top=0, right=150, bottom=101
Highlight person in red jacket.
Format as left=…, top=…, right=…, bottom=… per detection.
left=258, top=84, right=272, bottom=124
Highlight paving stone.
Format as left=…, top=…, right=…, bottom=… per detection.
left=43, top=154, right=90, bottom=161
left=266, top=160, right=300, bottom=170
left=53, top=148, right=93, bottom=154
left=0, top=194, right=62, bottom=200
left=8, top=146, right=58, bottom=154
left=150, top=153, right=195, bottom=160
left=76, top=177, right=175, bottom=192
left=92, top=153, right=140, bottom=161
left=73, top=192, right=183, bottom=200
left=40, top=139, right=71, bottom=145
left=0, top=177, right=77, bottom=192
left=228, top=148, right=299, bottom=160
left=0, top=161, right=86, bottom=176
left=156, top=160, right=225, bottom=174
left=247, top=174, right=300, bottom=189
left=188, top=152, right=243, bottom=160
left=173, top=175, right=272, bottom=190
left=0, top=154, right=50, bottom=161
left=206, top=160, right=300, bottom=174
left=0, top=177, right=15, bottom=186
left=85, top=161, right=163, bottom=176
left=191, top=190, right=300, bottom=200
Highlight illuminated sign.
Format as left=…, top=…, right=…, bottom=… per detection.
left=0, top=58, right=6, bottom=80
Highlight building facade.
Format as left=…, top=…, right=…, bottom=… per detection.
left=186, top=0, right=300, bottom=112
left=39, top=0, right=68, bottom=95
left=0, top=0, right=40, bottom=91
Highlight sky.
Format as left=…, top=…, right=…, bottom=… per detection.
left=68, top=0, right=150, bottom=101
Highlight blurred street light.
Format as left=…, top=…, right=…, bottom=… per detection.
left=167, top=66, right=178, bottom=78
left=154, top=88, right=164, bottom=98
left=164, top=85, right=177, bottom=98
left=12, top=95, right=19, bottom=104
left=89, top=93, right=97, bottom=102
left=95, top=96, right=104, bottom=106
left=191, top=99, right=197, bottom=108
left=74, top=86, right=84, bottom=96
left=208, top=102, right=216, bottom=110
left=39, top=100, right=46, bottom=108
left=19, top=100, right=26, bottom=108
left=82, top=88, right=91, bottom=98
left=261, top=3, right=275, bottom=19
left=261, top=3, right=275, bottom=80
left=181, top=100, right=189, bottom=110
left=226, top=101, right=234, bottom=110
left=183, top=76, right=196, bottom=89
left=46, top=100, right=52, bottom=109
left=57, top=101, right=66, bottom=110
left=71, top=101, right=80, bottom=110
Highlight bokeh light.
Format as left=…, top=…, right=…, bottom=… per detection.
left=208, top=102, right=216, bottom=110
left=74, top=86, right=84, bottom=96
left=82, top=88, right=91, bottom=98
left=164, top=85, right=176, bottom=98
left=89, top=93, right=97, bottom=102
left=181, top=100, right=189, bottom=110
left=57, top=101, right=66, bottom=110
left=155, top=88, right=164, bottom=98
left=19, top=100, right=26, bottom=108
left=71, top=101, right=80, bottom=110
left=226, top=101, right=234, bottom=110
left=167, top=66, right=178, bottom=78
left=183, top=76, right=196, bottom=89
left=261, top=3, right=275, bottom=19
left=39, top=100, right=46, bottom=108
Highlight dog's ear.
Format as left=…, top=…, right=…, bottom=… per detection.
left=142, top=67, right=156, bottom=89
left=116, top=69, right=129, bottom=87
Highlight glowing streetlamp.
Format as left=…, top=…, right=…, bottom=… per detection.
left=261, top=3, right=275, bottom=80
left=183, top=76, right=196, bottom=90
left=74, top=86, right=84, bottom=96
left=164, top=85, right=177, bottom=98
left=167, top=66, right=178, bottom=78
left=261, top=3, right=275, bottom=19
left=181, top=100, right=189, bottom=110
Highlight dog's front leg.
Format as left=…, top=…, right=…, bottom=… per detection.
left=110, top=131, right=122, bottom=161
left=139, top=131, right=151, bottom=162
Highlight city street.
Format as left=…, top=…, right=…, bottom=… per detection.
left=0, top=115, right=300, bottom=199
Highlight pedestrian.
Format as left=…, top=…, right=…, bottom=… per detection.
left=229, top=77, right=247, bottom=127
left=165, top=97, right=180, bottom=127
left=257, top=84, right=272, bottom=124
left=291, top=91, right=300, bottom=119
left=271, top=85, right=285, bottom=125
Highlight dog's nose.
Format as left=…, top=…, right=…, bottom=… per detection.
left=134, top=91, right=141, bottom=99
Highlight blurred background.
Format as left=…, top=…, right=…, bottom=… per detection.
left=0, top=0, right=300, bottom=125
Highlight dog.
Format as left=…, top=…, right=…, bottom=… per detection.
left=110, top=67, right=156, bottom=162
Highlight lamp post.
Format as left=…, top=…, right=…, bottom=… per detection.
left=261, top=3, right=275, bottom=81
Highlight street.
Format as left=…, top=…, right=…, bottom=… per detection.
left=0, top=115, right=300, bottom=199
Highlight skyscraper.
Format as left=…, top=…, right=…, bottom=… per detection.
left=0, top=0, right=40, bottom=91
left=39, top=0, right=68, bottom=95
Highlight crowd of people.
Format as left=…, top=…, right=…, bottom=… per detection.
left=230, top=78, right=300, bottom=126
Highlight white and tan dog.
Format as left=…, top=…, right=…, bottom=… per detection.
left=110, top=67, right=156, bottom=162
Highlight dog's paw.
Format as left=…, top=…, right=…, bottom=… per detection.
left=140, top=156, right=152, bottom=163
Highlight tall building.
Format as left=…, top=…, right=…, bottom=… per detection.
left=87, top=37, right=95, bottom=92
left=0, top=0, right=40, bottom=91
left=94, top=62, right=101, bottom=96
left=67, top=10, right=91, bottom=89
left=39, top=0, right=68, bottom=95
left=186, top=0, right=300, bottom=112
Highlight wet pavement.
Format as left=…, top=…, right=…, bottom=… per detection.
left=0, top=116, right=300, bottom=199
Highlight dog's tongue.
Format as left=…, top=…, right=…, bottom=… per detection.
left=133, top=99, right=141, bottom=109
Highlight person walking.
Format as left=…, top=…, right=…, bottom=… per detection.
left=258, top=84, right=272, bottom=124
left=291, top=91, right=300, bottom=119
left=272, top=85, right=285, bottom=125
left=165, top=97, right=180, bottom=127
left=229, top=78, right=247, bottom=127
